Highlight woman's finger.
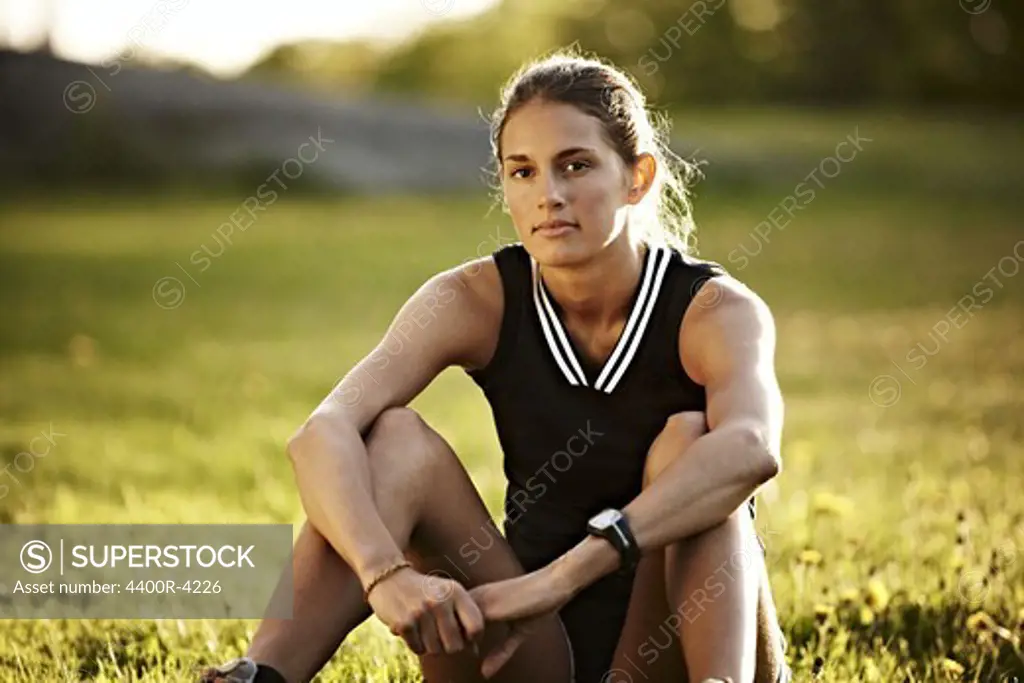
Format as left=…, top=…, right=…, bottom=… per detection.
left=453, top=590, right=486, bottom=646
left=434, top=601, right=466, bottom=654
left=418, top=613, right=444, bottom=655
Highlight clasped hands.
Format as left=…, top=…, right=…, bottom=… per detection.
left=366, top=562, right=572, bottom=679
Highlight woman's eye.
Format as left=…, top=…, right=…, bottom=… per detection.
left=509, top=167, right=532, bottom=179
left=565, top=160, right=591, bottom=173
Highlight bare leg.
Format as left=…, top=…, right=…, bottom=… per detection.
left=608, top=413, right=786, bottom=683
left=245, top=520, right=369, bottom=681
left=667, top=508, right=784, bottom=683
left=244, top=407, right=572, bottom=683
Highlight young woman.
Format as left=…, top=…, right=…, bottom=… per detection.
left=201, top=51, right=791, bottom=683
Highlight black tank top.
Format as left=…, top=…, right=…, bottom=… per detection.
left=466, top=242, right=747, bottom=575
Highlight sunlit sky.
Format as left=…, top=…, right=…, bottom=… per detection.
left=0, top=0, right=500, bottom=77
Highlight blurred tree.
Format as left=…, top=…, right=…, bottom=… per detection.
left=375, top=0, right=562, bottom=105
left=248, top=40, right=386, bottom=94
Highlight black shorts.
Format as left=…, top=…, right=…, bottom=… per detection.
left=557, top=569, right=633, bottom=683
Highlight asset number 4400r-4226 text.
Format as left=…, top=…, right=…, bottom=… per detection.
left=124, top=579, right=222, bottom=593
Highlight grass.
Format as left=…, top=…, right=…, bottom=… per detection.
left=1, top=111, right=1023, bottom=681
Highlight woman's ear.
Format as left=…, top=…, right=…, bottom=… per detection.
left=627, top=152, right=657, bottom=205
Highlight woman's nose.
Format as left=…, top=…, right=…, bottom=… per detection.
left=538, top=176, right=566, bottom=210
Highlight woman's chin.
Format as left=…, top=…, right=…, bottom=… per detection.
left=527, top=233, right=592, bottom=268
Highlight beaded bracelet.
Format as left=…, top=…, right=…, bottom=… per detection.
left=363, top=560, right=412, bottom=602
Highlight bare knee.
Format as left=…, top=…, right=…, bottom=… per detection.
left=368, top=406, right=425, bottom=440
left=360, top=408, right=457, bottom=546
left=366, top=407, right=441, bottom=463
left=642, top=411, right=707, bottom=488
left=361, top=407, right=455, bottom=508
left=664, top=411, right=708, bottom=445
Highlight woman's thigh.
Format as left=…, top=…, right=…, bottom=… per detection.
left=379, top=410, right=571, bottom=683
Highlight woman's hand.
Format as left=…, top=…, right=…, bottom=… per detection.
left=367, top=567, right=486, bottom=657
left=468, top=564, right=574, bottom=678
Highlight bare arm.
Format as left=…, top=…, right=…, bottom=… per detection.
left=286, top=259, right=502, bottom=587
left=555, top=276, right=784, bottom=590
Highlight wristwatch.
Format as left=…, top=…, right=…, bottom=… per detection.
left=586, top=508, right=641, bottom=577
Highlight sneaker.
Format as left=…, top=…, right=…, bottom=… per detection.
left=198, top=657, right=258, bottom=682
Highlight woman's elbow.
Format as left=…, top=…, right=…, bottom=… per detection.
left=733, top=423, right=782, bottom=483
left=755, top=450, right=781, bottom=484
left=286, top=417, right=327, bottom=461
left=287, top=410, right=362, bottom=463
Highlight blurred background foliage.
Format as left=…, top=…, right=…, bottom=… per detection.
left=247, top=0, right=1021, bottom=107
left=3, top=0, right=1018, bottom=196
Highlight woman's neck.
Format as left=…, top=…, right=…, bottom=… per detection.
left=539, top=237, right=648, bottom=330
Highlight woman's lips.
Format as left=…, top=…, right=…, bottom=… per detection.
left=533, top=220, right=578, bottom=237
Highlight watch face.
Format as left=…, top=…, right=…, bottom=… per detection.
left=591, top=508, right=622, bottom=530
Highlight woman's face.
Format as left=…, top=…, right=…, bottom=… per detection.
left=499, top=99, right=643, bottom=267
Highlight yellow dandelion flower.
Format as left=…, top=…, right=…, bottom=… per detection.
left=966, top=611, right=996, bottom=632
left=839, top=587, right=860, bottom=604
left=940, top=658, right=965, bottom=676
left=798, top=548, right=823, bottom=566
left=811, top=491, right=854, bottom=517
left=859, top=606, right=875, bottom=625
left=865, top=578, right=890, bottom=610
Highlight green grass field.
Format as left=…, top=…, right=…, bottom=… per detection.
left=1, top=111, right=1023, bottom=681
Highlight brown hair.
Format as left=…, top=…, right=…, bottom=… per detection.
left=489, top=48, right=699, bottom=254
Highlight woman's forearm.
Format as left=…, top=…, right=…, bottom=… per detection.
left=554, top=424, right=778, bottom=595
left=626, top=423, right=777, bottom=550
left=287, top=417, right=405, bottom=586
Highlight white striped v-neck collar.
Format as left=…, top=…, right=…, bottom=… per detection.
left=530, top=245, right=672, bottom=394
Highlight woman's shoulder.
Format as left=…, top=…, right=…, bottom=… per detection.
left=434, top=251, right=506, bottom=317
left=663, top=246, right=773, bottom=349
left=664, top=245, right=768, bottom=315
left=679, top=264, right=775, bottom=354
left=438, top=245, right=525, bottom=373
left=451, top=241, right=532, bottom=308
